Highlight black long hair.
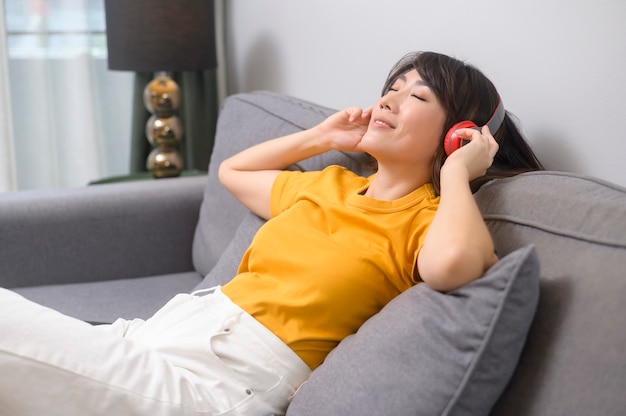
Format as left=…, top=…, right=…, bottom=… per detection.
left=381, top=51, right=544, bottom=194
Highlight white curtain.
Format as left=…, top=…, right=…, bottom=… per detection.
left=0, top=2, right=17, bottom=192
left=3, top=0, right=133, bottom=191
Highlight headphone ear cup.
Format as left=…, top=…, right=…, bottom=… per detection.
left=444, top=120, right=478, bottom=156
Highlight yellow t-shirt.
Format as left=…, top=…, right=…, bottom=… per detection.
left=222, top=166, right=439, bottom=369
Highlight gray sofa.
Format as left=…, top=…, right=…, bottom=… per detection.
left=1, top=91, right=625, bottom=415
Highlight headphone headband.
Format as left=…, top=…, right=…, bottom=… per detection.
left=485, top=97, right=505, bottom=134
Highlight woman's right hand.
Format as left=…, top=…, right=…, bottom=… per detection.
left=314, top=107, right=372, bottom=152
left=219, top=107, right=370, bottom=219
left=219, top=106, right=372, bottom=220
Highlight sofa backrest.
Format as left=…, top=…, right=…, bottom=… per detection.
left=192, top=91, right=373, bottom=277
left=474, top=171, right=626, bottom=415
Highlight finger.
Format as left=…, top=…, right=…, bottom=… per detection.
left=362, top=106, right=373, bottom=119
left=489, top=136, right=499, bottom=158
left=347, top=107, right=367, bottom=123
left=451, top=127, right=482, bottom=141
left=347, top=107, right=359, bottom=123
left=480, top=125, right=500, bottom=157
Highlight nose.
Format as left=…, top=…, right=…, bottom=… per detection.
left=379, top=90, right=398, bottom=112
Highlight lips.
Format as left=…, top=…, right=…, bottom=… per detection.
left=372, top=116, right=395, bottom=129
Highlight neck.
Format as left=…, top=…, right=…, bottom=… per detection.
left=364, top=163, right=432, bottom=200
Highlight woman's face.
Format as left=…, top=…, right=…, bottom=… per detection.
left=360, top=69, right=447, bottom=170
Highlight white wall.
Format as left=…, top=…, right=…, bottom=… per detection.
left=224, top=0, right=626, bottom=187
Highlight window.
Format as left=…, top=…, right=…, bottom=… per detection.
left=5, top=0, right=107, bottom=59
left=4, top=0, right=133, bottom=190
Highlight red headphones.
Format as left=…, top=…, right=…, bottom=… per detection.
left=443, top=98, right=505, bottom=156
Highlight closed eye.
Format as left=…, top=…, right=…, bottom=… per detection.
left=412, top=94, right=426, bottom=102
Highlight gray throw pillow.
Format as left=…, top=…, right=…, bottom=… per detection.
left=286, top=245, right=540, bottom=416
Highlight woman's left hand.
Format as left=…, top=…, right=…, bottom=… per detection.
left=417, top=125, right=499, bottom=292
left=444, top=125, right=499, bottom=181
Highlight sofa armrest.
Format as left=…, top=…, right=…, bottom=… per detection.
left=0, top=176, right=206, bottom=288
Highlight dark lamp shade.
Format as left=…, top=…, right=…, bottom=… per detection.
left=104, top=0, right=217, bottom=72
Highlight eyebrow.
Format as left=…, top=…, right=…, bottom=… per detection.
left=396, top=74, right=430, bottom=88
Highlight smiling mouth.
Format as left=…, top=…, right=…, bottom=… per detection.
left=373, top=118, right=395, bottom=129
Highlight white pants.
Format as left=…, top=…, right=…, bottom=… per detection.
left=0, top=287, right=311, bottom=415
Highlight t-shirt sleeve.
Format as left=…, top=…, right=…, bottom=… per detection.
left=270, top=170, right=323, bottom=217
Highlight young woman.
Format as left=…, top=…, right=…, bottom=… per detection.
left=0, top=51, right=542, bottom=415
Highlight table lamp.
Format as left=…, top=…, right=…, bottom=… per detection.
left=104, top=0, right=217, bottom=178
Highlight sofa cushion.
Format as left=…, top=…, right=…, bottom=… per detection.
left=286, top=245, right=540, bottom=416
left=192, top=91, right=371, bottom=277
left=1, top=177, right=205, bottom=289
left=14, top=272, right=203, bottom=323
left=474, top=171, right=626, bottom=415
left=193, top=212, right=265, bottom=291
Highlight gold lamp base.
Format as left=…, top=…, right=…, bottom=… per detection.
left=143, top=72, right=184, bottom=178
left=146, top=148, right=184, bottom=178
